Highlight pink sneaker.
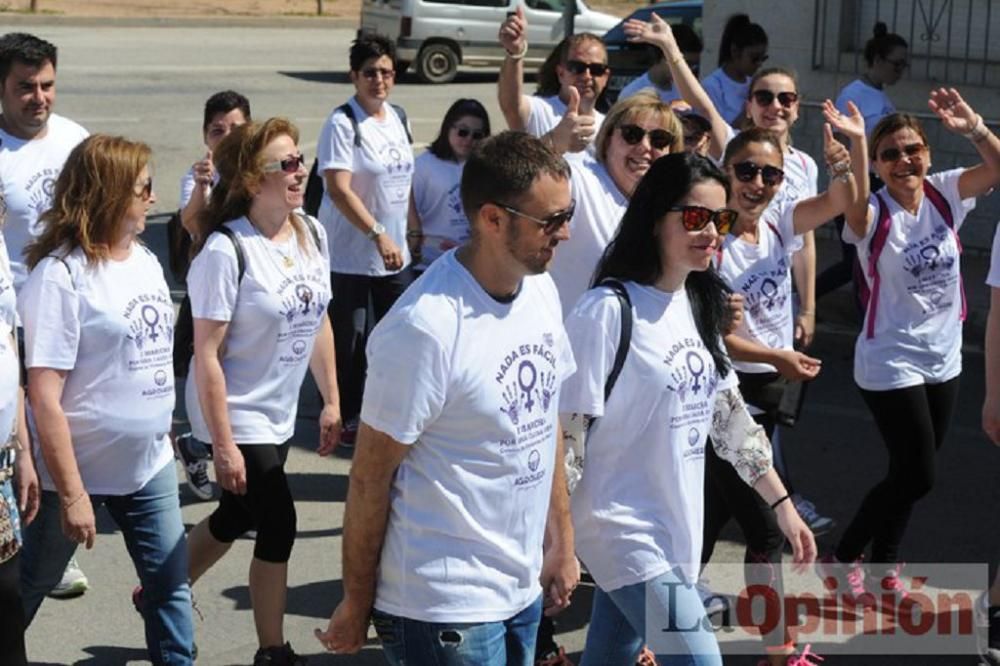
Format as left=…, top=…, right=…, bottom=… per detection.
left=870, top=563, right=909, bottom=604
left=756, top=644, right=824, bottom=665
left=817, top=554, right=875, bottom=606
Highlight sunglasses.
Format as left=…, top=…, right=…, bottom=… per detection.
left=751, top=90, right=799, bottom=108
left=878, top=142, right=926, bottom=163
left=134, top=177, right=153, bottom=200
left=495, top=200, right=576, bottom=234
left=453, top=125, right=485, bottom=140
left=263, top=153, right=306, bottom=174
left=669, top=205, right=738, bottom=235
left=732, top=160, right=786, bottom=187
left=564, top=60, right=609, bottom=77
left=361, top=66, right=395, bottom=80
left=620, top=124, right=675, bottom=150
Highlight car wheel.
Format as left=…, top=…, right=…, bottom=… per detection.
left=416, top=43, right=458, bottom=84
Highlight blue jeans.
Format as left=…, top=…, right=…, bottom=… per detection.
left=580, top=568, right=722, bottom=666
left=372, top=595, right=542, bottom=666
left=20, top=462, right=194, bottom=665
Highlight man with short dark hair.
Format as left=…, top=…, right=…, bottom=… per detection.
left=316, top=131, right=579, bottom=664
left=0, top=31, right=90, bottom=602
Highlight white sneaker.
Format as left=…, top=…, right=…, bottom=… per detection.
left=792, top=495, right=835, bottom=536
left=696, top=579, right=729, bottom=616
left=48, top=557, right=89, bottom=599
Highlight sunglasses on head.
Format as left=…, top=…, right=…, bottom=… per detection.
left=453, top=125, right=485, bottom=140
left=878, top=142, right=925, bottom=162
left=263, top=153, right=306, bottom=174
left=751, top=90, right=799, bottom=108
left=361, top=66, right=395, bottom=80
left=732, top=160, right=786, bottom=187
left=134, top=177, right=153, bottom=200
left=669, top=205, right=738, bottom=235
left=620, top=124, right=675, bottom=150
left=494, top=200, right=576, bottom=235
left=564, top=60, right=609, bottom=77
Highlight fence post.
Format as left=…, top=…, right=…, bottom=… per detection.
left=30, top=0, right=39, bottom=12
left=317, top=0, right=324, bottom=14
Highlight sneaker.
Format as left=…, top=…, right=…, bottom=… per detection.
left=791, top=495, right=835, bottom=536
left=635, top=645, right=658, bottom=666
left=536, top=645, right=574, bottom=666
left=757, top=643, right=824, bottom=666
left=48, top=557, right=89, bottom=599
left=696, top=579, right=729, bottom=616
left=816, top=554, right=874, bottom=606
left=975, top=591, right=1000, bottom=666
left=867, top=562, right=909, bottom=606
left=176, top=433, right=213, bottom=501
left=338, top=417, right=359, bottom=451
left=253, top=642, right=307, bottom=666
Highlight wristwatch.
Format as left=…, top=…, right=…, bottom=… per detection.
left=367, top=222, right=386, bottom=240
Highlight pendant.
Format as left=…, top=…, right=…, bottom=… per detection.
left=283, top=256, right=295, bottom=268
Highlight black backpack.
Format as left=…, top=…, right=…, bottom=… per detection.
left=303, top=102, right=413, bottom=217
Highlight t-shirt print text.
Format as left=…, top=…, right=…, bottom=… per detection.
left=25, top=167, right=59, bottom=227
left=741, top=259, right=790, bottom=322
left=496, top=333, right=560, bottom=491
left=664, top=338, right=718, bottom=461
left=276, top=268, right=329, bottom=366
left=380, top=143, right=413, bottom=205
left=901, top=224, right=959, bottom=315
left=123, top=291, right=175, bottom=399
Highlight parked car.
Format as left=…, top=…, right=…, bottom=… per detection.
left=600, top=0, right=702, bottom=110
left=359, top=0, right=621, bottom=84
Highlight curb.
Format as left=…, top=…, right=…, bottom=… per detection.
left=0, top=12, right=357, bottom=29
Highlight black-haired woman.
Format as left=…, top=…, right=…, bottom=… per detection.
left=702, top=14, right=769, bottom=127
left=561, top=153, right=815, bottom=665
left=407, top=99, right=489, bottom=271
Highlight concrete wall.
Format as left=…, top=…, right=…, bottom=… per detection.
left=704, top=0, right=1000, bottom=252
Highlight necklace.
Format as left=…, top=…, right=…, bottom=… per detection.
left=249, top=217, right=299, bottom=274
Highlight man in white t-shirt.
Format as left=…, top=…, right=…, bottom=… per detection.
left=498, top=6, right=608, bottom=155
left=316, top=132, right=578, bottom=664
left=0, top=33, right=88, bottom=293
left=0, top=31, right=89, bottom=602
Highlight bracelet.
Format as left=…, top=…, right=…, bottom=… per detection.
left=965, top=115, right=991, bottom=143
left=505, top=41, right=528, bottom=60
left=827, top=159, right=851, bottom=176
left=770, top=494, right=791, bottom=510
left=63, top=491, right=86, bottom=510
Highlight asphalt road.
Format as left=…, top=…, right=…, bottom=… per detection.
left=16, top=22, right=1000, bottom=666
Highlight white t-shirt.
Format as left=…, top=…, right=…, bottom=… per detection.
left=549, top=155, right=627, bottom=313
left=987, top=223, right=1000, bottom=288
left=835, top=79, right=895, bottom=138
left=560, top=282, right=737, bottom=590
left=525, top=95, right=606, bottom=153
left=20, top=244, right=175, bottom=495
left=317, top=97, right=413, bottom=276
left=410, top=152, right=469, bottom=270
left=716, top=202, right=803, bottom=374
left=0, top=114, right=89, bottom=292
left=364, top=250, right=576, bottom=623
left=844, top=168, right=973, bottom=390
left=618, top=72, right=682, bottom=104
left=0, top=234, right=17, bottom=445
left=770, top=145, right=819, bottom=213
left=702, top=67, right=751, bottom=127
left=185, top=216, right=331, bottom=445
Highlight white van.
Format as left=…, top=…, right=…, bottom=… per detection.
left=360, top=0, right=620, bottom=83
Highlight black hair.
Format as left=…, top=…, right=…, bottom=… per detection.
left=461, top=131, right=570, bottom=223
left=535, top=33, right=606, bottom=96
left=203, top=90, right=251, bottom=131
left=717, top=14, right=768, bottom=68
left=349, top=33, right=396, bottom=72
left=0, top=32, right=57, bottom=83
left=428, top=98, right=491, bottom=161
left=673, top=23, right=703, bottom=55
left=864, top=22, right=908, bottom=68
left=594, top=153, right=733, bottom=376
left=722, top=127, right=783, bottom=166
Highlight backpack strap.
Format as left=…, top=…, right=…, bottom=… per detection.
left=599, top=279, right=633, bottom=403
left=214, top=225, right=246, bottom=284
left=390, top=103, right=414, bottom=144
left=337, top=101, right=413, bottom=146
left=923, top=179, right=967, bottom=324
left=297, top=213, right=324, bottom=252
left=863, top=192, right=893, bottom=339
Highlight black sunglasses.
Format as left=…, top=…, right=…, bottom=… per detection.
left=669, top=205, right=738, bottom=235
left=620, top=124, right=675, bottom=150
left=263, top=154, right=306, bottom=174
left=565, top=60, right=609, bottom=77
left=134, top=177, right=153, bottom=200
left=495, top=200, right=576, bottom=235
left=878, top=142, right=926, bottom=163
left=732, top=161, right=786, bottom=187
left=454, top=125, right=486, bottom=140
left=751, top=90, right=799, bottom=108
left=361, top=67, right=395, bottom=80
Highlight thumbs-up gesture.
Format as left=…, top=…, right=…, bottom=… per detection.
left=192, top=149, right=215, bottom=188
left=499, top=5, right=527, bottom=56
left=822, top=99, right=865, bottom=141
left=821, top=121, right=851, bottom=171
left=550, top=86, right=596, bottom=153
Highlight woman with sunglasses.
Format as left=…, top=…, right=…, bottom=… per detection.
left=183, top=118, right=341, bottom=666
left=18, top=135, right=195, bottom=664
left=702, top=111, right=867, bottom=666
left=406, top=98, right=489, bottom=272
left=818, top=90, right=1000, bottom=603
left=561, top=153, right=814, bottom=665
left=702, top=14, right=769, bottom=128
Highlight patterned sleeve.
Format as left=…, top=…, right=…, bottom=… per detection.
left=708, top=387, right=773, bottom=486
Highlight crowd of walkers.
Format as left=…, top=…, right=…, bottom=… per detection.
left=0, top=7, right=998, bottom=666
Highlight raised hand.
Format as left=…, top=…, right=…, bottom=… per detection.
left=623, top=12, right=678, bottom=54
left=928, top=87, right=979, bottom=134
left=499, top=5, right=527, bottom=56
left=822, top=99, right=865, bottom=140
left=822, top=122, right=851, bottom=169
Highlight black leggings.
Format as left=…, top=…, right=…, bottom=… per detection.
left=0, top=552, right=27, bottom=666
left=208, top=443, right=296, bottom=563
left=702, top=414, right=789, bottom=649
left=835, top=377, right=960, bottom=565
